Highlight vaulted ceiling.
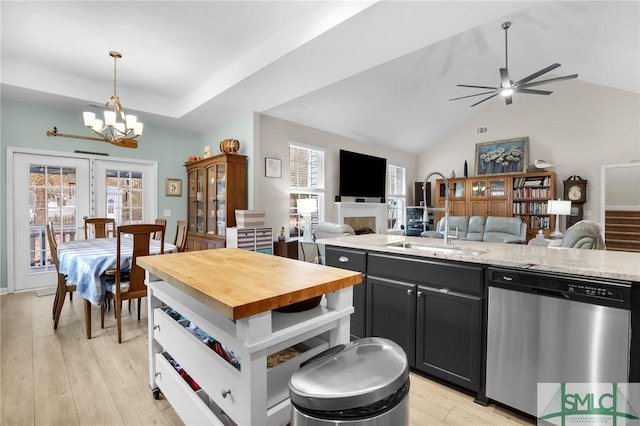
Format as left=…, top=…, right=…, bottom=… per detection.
left=2, top=1, right=638, bottom=154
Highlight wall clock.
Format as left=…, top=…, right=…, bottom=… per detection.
left=563, top=175, right=588, bottom=227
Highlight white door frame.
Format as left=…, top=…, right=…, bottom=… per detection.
left=6, top=147, right=158, bottom=294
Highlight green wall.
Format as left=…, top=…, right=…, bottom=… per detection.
left=0, top=99, right=204, bottom=289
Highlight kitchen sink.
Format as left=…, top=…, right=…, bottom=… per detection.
left=385, top=241, right=488, bottom=256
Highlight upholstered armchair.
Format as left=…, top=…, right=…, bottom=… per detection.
left=313, top=222, right=356, bottom=264
left=529, top=220, right=605, bottom=249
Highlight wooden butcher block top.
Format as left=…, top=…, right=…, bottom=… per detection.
left=138, top=248, right=362, bottom=320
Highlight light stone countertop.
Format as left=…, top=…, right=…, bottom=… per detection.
left=318, top=233, right=640, bottom=282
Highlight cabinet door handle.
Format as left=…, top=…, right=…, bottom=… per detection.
left=417, top=291, right=423, bottom=297
left=407, top=289, right=413, bottom=295
left=221, top=389, right=231, bottom=398
left=338, top=256, right=349, bottom=263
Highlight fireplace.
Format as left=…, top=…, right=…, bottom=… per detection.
left=344, top=217, right=376, bottom=234
left=335, top=202, right=388, bottom=234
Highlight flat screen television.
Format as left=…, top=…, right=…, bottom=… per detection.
left=339, top=149, right=387, bottom=199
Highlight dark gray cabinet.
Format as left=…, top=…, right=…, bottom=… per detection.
left=325, top=247, right=366, bottom=339
left=367, top=252, right=484, bottom=396
left=416, top=286, right=482, bottom=391
left=367, top=276, right=416, bottom=365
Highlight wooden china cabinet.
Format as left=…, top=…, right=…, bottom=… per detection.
left=468, top=176, right=509, bottom=217
left=184, top=153, right=248, bottom=251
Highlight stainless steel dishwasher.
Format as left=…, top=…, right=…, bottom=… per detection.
left=486, top=267, right=632, bottom=417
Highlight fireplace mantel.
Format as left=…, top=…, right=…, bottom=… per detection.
left=335, top=202, right=388, bottom=234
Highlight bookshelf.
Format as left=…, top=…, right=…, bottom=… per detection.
left=511, top=171, right=556, bottom=240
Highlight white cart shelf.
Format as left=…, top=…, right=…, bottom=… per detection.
left=146, top=276, right=354, bottom=426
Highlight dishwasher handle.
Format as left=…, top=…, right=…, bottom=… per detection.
left=531, top=287, right=570, bottom=300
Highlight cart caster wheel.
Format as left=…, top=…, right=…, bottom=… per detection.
left=153, top=388, right=161, bottom=400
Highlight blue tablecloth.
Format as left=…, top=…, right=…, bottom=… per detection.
left=57, top=238, right=176, bottom=305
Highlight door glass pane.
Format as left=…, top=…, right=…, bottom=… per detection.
left=105, top=169, right=144, bottom=224
left=29, top=164, right=78, bottom=273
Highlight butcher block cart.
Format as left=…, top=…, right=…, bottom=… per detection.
left=138, top=248, right=362, bottom=426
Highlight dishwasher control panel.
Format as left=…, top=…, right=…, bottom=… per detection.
left=566, top=282, right=623, bottom=301
left=490, top=267, right=631, bottom=308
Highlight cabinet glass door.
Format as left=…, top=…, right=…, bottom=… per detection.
left=188, top=170, right=197, bottom=232
left=489, top=178, right=506, bottom=197
left=440, top=180, right=465, bottom=199
left=207, top=166, right=216, bottom=236
left=208, top=164, right=227, bottom=236
left=192, top=169, right=204, bottom=233
left=471, top=180, right=487, bottom=198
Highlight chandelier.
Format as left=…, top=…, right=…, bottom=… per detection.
left=82, top=51, right=143, bottom=146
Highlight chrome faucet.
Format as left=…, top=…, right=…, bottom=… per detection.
left=422, top=171, right=452, bottom=245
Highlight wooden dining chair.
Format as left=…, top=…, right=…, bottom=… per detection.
left=47, top=222, right=76, bottom=329
left=101, top=224, right=165, bottom=343
left=84, top=217, right=115, bottom=239
left=153, top=218, right=167, bottom=240
left=174, top=219, right=188, bottom=252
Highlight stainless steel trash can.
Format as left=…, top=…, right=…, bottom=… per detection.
left=289, top=337, right=409, bottom=426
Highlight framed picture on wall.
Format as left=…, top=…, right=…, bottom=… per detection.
left=265, top=157, right=282, bottom=178
left=475, top=137, right=529, bottom=175
left=165, top=178, right=182, bottom=196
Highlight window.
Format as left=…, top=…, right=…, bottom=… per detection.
left=105, top=169, right=144, bottom=224
left=387, top=165, right=406, bottom=231
left=289, top=143, right=325, bottom=239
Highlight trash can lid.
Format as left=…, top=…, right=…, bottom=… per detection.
left=289, top=337, right=409, bottom=411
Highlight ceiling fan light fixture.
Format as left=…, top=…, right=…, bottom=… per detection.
left=501, top=88, right=514, bottom=97
left=82, top=51, right=143, bottom=147
left=450, top=22, right=578, bottom=107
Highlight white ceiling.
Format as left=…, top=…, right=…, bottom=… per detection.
left=2, top=1, right=639, bottom=154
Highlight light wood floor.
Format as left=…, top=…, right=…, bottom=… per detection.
left=1, top=290, right=535, bottom=425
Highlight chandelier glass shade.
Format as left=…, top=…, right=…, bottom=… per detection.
left=83, top=51, right=143, bottom=145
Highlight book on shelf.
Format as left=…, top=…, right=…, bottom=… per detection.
left=514, top=175, right=551, bottom=188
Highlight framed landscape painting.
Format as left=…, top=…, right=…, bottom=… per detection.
left=475, top=137, right=528, bottom=175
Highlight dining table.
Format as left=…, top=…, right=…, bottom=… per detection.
left=57, top=237, right=177, bottom=338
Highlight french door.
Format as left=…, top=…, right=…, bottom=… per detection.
left=8, top=148, right=157, bottom=293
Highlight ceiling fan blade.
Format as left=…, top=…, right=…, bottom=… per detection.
left=516, top=88, right=553, bottom=95
left=456, top=84, right=499, bottom=90
left=514, top=63, right=561, bottom=85
left=519, top=74, right=578, bottom=88
left=470, top=92, right=499, bottom=107
left=499, top=68, right=510, bottom=87
left=449, top=90, right=498, bottom=101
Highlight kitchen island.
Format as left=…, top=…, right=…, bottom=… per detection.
left=138, top=248, right=362, bottom=426
left=317, top=233, right=640, bottom=282
left=317, top=233, right=640, bottom=416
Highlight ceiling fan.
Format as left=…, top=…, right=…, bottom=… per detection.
left=450, top=21, right=578, bottom=107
